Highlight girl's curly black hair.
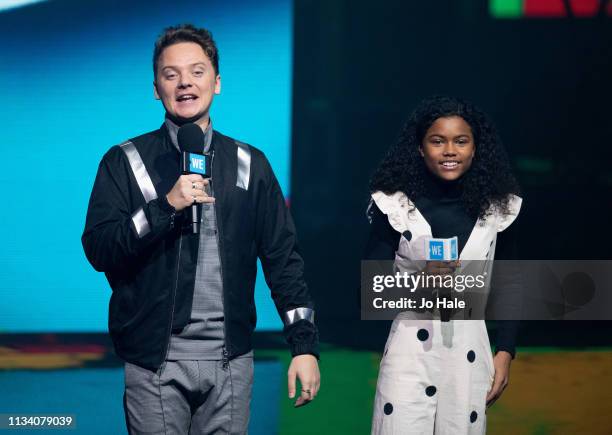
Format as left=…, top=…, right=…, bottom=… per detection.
left=369, top=95, right=520, bottom=219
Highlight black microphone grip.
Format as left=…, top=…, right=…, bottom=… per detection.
left=181, top=151, right=200, bottom=234
left=177, top=123, right=207, bottom=235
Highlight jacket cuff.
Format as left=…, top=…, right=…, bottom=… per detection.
left=284, top=319, right=320, bottom=360
left=158, top=194, right=176, bottom=213
left=143, top=196, right=177, bottom=234
left=291, top=342, right=320, bottom=360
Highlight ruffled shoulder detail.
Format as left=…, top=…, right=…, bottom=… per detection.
left=371, top=191, right=412, bottom=234
left=496, top=194, right=522, bottom=232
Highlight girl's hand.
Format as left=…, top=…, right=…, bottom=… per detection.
left=422, top=260, right=460, bottom=276
left=486, top=351, right=512, bottom=408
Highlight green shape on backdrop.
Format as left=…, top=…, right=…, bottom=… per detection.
left=490, top=0, right=523, bottom=18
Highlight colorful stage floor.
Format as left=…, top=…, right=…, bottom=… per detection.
left=1, top=343, right=611, bottom=434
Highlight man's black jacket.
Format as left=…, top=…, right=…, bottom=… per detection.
left=82, top=124, right=319, bottom=370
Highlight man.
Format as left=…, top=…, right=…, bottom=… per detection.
left=82, top=24, right=320, bottom=434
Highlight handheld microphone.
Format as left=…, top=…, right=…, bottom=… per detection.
left=423, top=236, right=459, bottom=322
left=177, top=123, right=208, bottom=234
left=424, top=236, right=458, bottom=261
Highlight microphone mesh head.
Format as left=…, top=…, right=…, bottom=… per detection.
left=177, top=123, right=205, bottom=153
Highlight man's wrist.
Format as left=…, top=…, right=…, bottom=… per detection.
left=292, top=353, right=318, bottom=360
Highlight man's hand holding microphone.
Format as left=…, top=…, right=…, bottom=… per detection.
left=166, top=175, right=214, bottom=211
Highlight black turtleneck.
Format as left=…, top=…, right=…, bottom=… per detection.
left=413, top=171, right=476, bottom=253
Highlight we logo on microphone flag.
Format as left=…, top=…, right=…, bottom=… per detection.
left=189, top=153, right=207, bottom=175
left=425, top=236, right=458, bottom=261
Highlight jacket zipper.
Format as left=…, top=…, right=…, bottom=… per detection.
left=210, top=148, right=230, bottom=370
left=159, top=225, right=182, bottom=372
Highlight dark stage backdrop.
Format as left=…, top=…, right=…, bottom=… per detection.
left=290, top=0, right=612, bottom=349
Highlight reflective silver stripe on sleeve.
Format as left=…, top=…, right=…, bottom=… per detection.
left=131, top=206, right=151, bottom=238
left=120, top=141, right=158, bottom=202
left=235, top=140, right=251, bottom=190
left=284, top=307, right=315, bottom=326
left=120, top=141, right=157, bottom=239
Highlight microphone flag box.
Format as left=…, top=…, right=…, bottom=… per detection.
left=189, top=153, right=208, bottom=176
left=424, top=236, right=458, bottom=261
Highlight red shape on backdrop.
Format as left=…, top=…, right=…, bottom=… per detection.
left=524, top=0, right=567, bottom=17
left=568, top=0, right=600, bottom=16
left=608, top=0, right=612, bottom=16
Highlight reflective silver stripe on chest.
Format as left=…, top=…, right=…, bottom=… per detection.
left=235, top=140, right=251, bottom=190
left=120, top=141, right=158, bottom=238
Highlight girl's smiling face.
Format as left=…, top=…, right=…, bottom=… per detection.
left=420, top=116, right=475, bottom=181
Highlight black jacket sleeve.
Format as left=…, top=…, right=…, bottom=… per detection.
left=81, top=146, right=177, bottom=274
left=256, top=155, right=319, bottom=359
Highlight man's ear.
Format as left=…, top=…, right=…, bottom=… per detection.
left=419, top=147, right=424, bottom=157
left=214, top=75, right=221, bottom=95
left=153, top=81, right=160, bottom=100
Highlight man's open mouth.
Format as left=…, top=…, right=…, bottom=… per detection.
left=176, top=94, right=198, bottom=102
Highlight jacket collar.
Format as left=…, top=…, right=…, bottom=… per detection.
left=163, top=117, right=214, bottom=154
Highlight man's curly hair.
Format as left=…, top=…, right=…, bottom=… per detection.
left=369, top=95, right=520, bottom=219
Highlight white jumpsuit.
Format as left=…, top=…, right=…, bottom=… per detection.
left=370, top=191, right=521, bottom=435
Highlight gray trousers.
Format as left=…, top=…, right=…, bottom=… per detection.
left=123, top=356, right=253, bottom=435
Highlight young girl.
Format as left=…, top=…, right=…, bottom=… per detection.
left=367, top=96, right=522, bottom=434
